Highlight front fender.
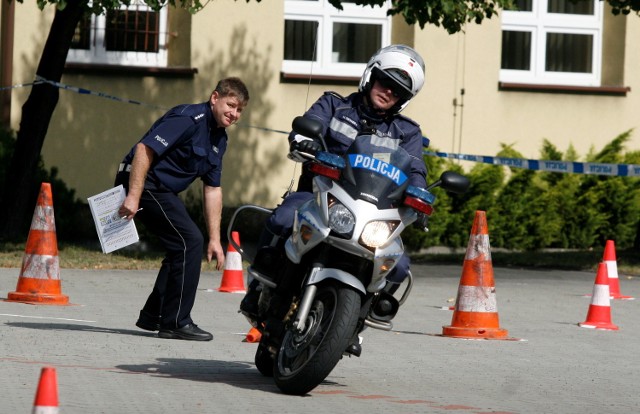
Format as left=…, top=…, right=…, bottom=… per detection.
left=307, top=267, right=366, bottom=295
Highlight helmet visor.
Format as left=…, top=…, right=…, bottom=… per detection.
left=372, top=68, right=413, bottom=101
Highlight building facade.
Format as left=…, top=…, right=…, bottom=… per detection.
left=1, top=0, right=638, bottom=208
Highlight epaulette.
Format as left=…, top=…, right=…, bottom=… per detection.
left=191, top=112, right=206, bottom=122
left=324, top=91, right=347, bottom=101
left=175, top=103, right=207, bottom=123
left=396, top=113, right=420, bottom=128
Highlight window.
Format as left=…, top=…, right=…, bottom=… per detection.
left=500, top=0, right=603, bottom=86
left=68, top=1, right=168, bottom=67
left=283, top=0, right=391, bottom=78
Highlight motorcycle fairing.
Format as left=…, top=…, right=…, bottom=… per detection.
left=286, top=175, right=412, bottom=292
left=286, top=198, right=330, bottom=264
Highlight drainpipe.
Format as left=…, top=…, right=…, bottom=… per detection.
left=1, top=0, right=15, bottom=129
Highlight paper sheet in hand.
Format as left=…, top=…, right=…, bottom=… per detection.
left=87, top=185, right=139, bottom=253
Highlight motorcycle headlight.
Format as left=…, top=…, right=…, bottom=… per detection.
left=360, top=221, right=398, bottom=249
left=328, top=202, right=355, bottom=235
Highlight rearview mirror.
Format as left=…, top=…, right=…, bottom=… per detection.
left=439, top=171, right=470, bottom=194
left=292, top=116, right=324, bottom=141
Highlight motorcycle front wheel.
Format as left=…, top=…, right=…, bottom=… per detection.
left=273, top=281, right=360, bottom=395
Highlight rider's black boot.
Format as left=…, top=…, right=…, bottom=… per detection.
left=345, top=333, right=362, bottom=357
left=239, top=245, right=283, bottom=319
left=239, top=279, right=261, bottom=320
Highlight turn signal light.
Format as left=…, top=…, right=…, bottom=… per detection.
left=309, top=163, right=341, bottom=180
left=403, top=196, right=434, bottom=216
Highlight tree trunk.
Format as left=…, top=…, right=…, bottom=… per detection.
left=0, top=0, right=85, bottom=241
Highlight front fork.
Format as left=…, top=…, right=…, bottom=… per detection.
left=292, top=284, right=317, bottom=332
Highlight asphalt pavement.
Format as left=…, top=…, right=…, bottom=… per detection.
left=1, top=264, right=639, bottom=413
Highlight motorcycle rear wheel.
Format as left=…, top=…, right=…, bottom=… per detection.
left=273, top=281, right=360, bottom=395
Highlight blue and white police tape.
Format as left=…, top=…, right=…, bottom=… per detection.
left=0, top=81, right=43, bottom=91
left=33, top=75, right=168, bottom=110
left=424, top=150, right=640, bottom=177
left=5, top=77, right=639, bottom=177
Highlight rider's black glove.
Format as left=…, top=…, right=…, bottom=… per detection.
left=291, top=139, right=322, bottom=156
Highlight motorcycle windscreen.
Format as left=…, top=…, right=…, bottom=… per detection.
left=340, top=134, right=413, bottom=209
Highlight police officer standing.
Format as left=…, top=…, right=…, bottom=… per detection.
left=116, top=77, right=249, bottom=341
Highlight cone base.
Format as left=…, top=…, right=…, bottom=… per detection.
left=6, top=291, right=69, bottom=305
left=578, top=321, right=619, bottom=330
left=217, top=287, right=246, bottom=293
left=217, top=270, right=245, bottom=293
left=611, top=294, right=635, bottom=300
left=442, top=325, right=509, bottom=339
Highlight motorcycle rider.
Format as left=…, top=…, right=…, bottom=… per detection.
left=240, top=44, right=428, bottom=353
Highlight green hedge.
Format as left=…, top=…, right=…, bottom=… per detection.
left=0, top=128, right=95, bottom=243
left=402, top=129, right=640, bottom=252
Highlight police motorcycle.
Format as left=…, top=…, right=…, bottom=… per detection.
left=227, top=116, right=469, bottom=395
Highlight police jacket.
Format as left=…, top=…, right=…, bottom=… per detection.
left=121, top=102, right=227, bottom=193
left=289, top=91, right=428, bottom=192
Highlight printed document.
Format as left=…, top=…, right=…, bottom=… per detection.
left=87, top=185, right=139, bottom=253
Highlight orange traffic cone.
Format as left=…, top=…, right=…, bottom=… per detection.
left=579, top=262, right=619, bottom=330
left=32, top=366, right=59, bottom=414
left=7, top=183, right=69, bottom=305
left=218, top=231, right=246, bottom=293
left=245, top=326, right=262, bottom=343
left=603, top=240, right=634, bottom=300
left=442, top=211, right=509, bottom=339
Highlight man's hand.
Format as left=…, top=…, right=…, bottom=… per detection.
left=118, top=196, right=140, bottom=221
left=207, top=239, right=225, bottom=271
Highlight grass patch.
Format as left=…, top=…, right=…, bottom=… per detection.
left=412, top=247, right=640, bottom=276
left=1, top=243, right=639, bottom=276
left=0, top=242, right=163, bottom=270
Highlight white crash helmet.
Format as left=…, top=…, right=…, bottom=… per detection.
left=359, top=44, right=426, bottom=114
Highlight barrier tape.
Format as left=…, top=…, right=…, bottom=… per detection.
left=34, top=75, right=169, bottom=110
left=4, top=77, right=640, bottom=177
left=424, top=150, right=640, bottom=177
left=0, top=81, right=42, bottom=91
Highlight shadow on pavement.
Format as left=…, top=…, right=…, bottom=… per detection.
left=5, top=321, right=349, bottom=394
left=5, top=321, right=153, bottom=336
left=115, top=358, right=280, bottom=392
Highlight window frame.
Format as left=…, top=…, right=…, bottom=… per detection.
left=67, top=2, right=168, bottom=68
left=500, top=0, right=604, bottom=87
left=283, top=0, right=391, bottom=78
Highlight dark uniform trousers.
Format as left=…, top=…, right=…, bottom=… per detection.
left=116, top=172, right=203, bottom=329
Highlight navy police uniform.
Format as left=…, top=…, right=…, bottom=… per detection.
left=267, top=91, right=428, bottom=284
left=115, top=102, right=226, bottom=329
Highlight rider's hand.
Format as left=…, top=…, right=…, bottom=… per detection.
left=291, top=139, right=322, bottom=155
left=288, top=136, right=322, bottom=162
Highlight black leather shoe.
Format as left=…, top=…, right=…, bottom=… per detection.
left=158, top=324, right=213, bottom=341
left=136, top=311, right=160, bottom=331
